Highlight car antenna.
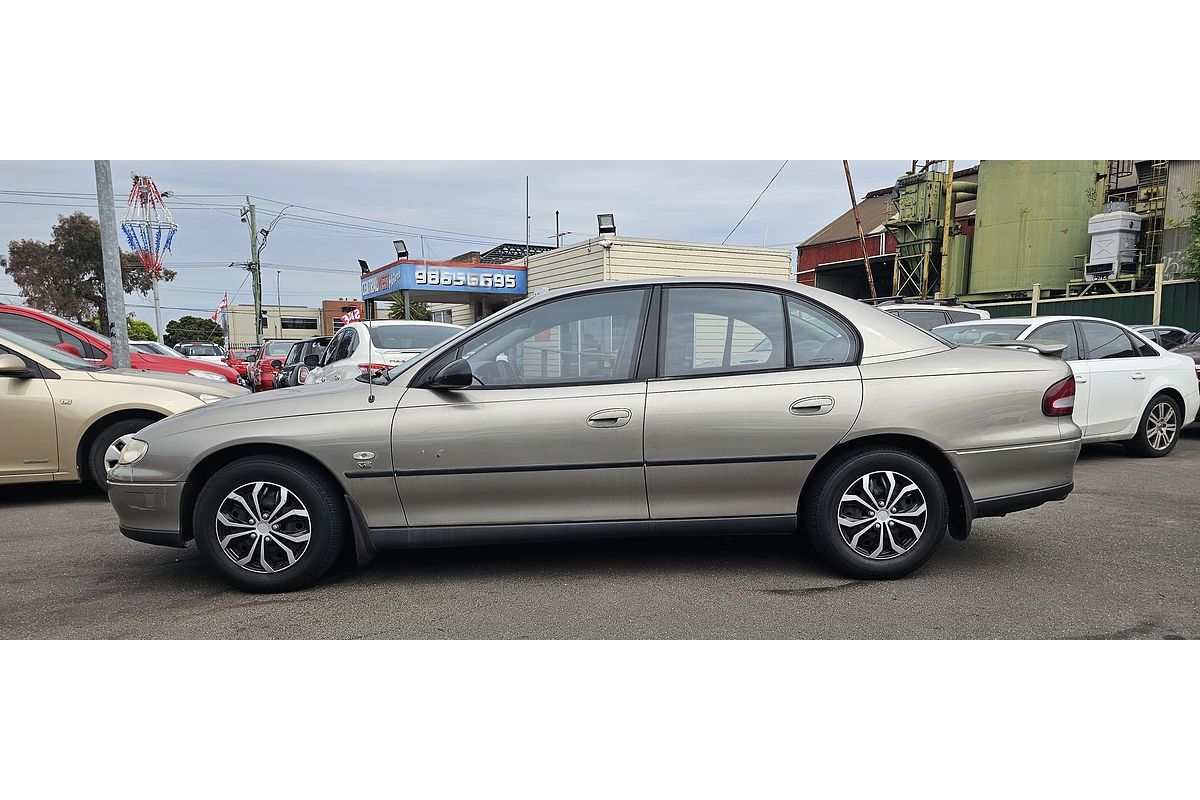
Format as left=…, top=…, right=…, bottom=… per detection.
left=366, top=318, right=375, bottom=404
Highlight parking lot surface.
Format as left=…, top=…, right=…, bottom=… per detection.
left=2, top=431, right=1197, bottom=640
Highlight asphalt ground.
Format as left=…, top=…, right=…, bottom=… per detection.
left=2, top=431, right=1197, bottom=639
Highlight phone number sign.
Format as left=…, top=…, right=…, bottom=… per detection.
left=361, top=262, right=527, bottom=299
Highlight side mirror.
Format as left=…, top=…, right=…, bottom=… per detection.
left=424, top=358, right=473, bottom=390
left=0, top=353, right=32, bottom=378
left=270, top=359, right=283, bottom=369
left=303, top=354, right=321, bottom=368
left=55, top=342, right=82, bottom=358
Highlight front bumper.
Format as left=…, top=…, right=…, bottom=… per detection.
left=108, top=479, right=187, bottom=547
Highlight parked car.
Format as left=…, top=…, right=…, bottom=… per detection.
left=249, top=339, right=298, bottom=391
left=110, top=277, right=1083, bottom=592
left=274, top=336, right=332, bottom=389
left=0, top=328, right=246, bottom=491
left=1168, top=335, right=1200, bottom=390
left=877, top=301, right=990, bottom=331
left=0, top=304, right=241, bottom=385
left=225, top=347, right=257, bottom=384
left=1130, top=325, right=1192, bottom=351
left=933, top=316, right=1200, bottom=456
left=130, top=340, right=184, bottom=358
left=308, top=320, right=463, bottom=384
left=175, top=342, right=228, bottom=365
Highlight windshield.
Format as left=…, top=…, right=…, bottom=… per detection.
left=263, top=341, right=294, bottom=357
left=932, top=323, right=1029, bottom=345
left=0, top=328, right=102, bottom=371
left=369, top=323, right=460, bottom=351
left=179, top=343, right=224, bottom=357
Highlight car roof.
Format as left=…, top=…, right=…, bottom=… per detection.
left=935, top=315, right=1145, bottom=329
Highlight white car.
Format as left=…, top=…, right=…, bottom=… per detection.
left=933, top=316, right=1200, bottom=457
left=879, top=302, right=990, bottom=331
left=308, top=320, right=463, bottom=384
left=174, top=342, right=228, bottom=365
left=129, top=340, right=184, bottom=357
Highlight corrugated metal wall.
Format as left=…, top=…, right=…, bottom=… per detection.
left=605, top=238, right=792, bottom=282
left=979, top=281, right=1200, bottom=329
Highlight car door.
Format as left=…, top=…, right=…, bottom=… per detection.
left=327, top=327, right=359, bottom=382
left=394, top=288, right=651, bottom=527
left=1025, top=321, right=1088, bottom=427
left=0, top=346, right=58, bottom=479
left=1077, top=320, right=1151, bottom=437
left=644, top=287, right=863, bottom=519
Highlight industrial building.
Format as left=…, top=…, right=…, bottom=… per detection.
left=798, top=160, right=1197, bottom=303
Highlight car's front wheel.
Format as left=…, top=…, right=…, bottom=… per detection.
left=1124, top=394, right=1181, bottom=458
left=192, top=456, right=348, bottom=592
left=802, top=447, right=947, bottom=579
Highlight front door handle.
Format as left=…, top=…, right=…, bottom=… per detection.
left=791, top=396, right=835, bottom=416
left=1132, top=373, right=1147, bottom=381
left=587, top=408, right=632, bottom=428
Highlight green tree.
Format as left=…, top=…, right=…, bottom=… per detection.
left=1178, top=184, right=1200, bottom=279
left=126, top=317, right=157, bottom=341
left=2, top=212, right=176, bottom=332
left=386, top=293, right=432, bottom=321
left=164, top=316, right=223, bottom=347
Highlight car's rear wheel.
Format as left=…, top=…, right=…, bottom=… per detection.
left=802, top=447, right=947, bottom=579
left=192, top=456, right=347, bottom=592
left=88, top=417, right=157, bottom=492
left=1124, top=394, right=1181, bottom=458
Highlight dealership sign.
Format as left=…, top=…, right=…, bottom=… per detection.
left=361, top=260, right=527, bottom=300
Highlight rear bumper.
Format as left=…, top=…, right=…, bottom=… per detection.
left=975, top=482, right=1074, bottom=518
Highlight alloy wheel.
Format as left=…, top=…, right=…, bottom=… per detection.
left=215, top=482, right=312, bottom=574
left=837, top=470, right=928, bottom=560
left=1147, top=402, right=1178, bottom=451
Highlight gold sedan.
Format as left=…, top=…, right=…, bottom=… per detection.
left=0, top=328, right=247, bottom=491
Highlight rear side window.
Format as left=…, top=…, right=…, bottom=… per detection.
left=1080, top=322, right=1136, bottom=359
left=946, top=309, right=982, bottom=323
left=895, top=309, right=950, bottom=330
left=661, top=287, right=787, bottom=377
left=788, top=299, right=855, bottom=367
left=1029, top=322, right=1080, bottom=361
left=1159, top=329, right=1187, bottom=349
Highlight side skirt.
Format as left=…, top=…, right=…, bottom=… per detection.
left=367, top=515, right=798, bottom=551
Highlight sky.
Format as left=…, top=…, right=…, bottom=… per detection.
left=0, top=160, right=958, bottom=330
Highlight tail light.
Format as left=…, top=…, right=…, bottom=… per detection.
left=358, top=363, right=389, bottom=377
left=1042, top=375, right=1076, bottom=417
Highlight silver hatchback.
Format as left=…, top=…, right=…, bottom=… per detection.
left=108, top=278, right=1082, bottom=592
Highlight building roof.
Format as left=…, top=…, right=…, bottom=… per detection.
left=801, top=165, right=980, bottom=248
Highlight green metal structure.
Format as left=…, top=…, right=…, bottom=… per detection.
left=967, top=160, right=1105, bottom=298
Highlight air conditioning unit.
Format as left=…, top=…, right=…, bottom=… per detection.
left=1084, top=204, right=1141, bottom=281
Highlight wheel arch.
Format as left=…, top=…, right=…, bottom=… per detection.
left=1147, top=385, right=1185, bottom=419
left=178, top=443, right=348, bottom=543
left=802, top=432, right=974, bottom=540
left=76, top=409, right=167, bottom=481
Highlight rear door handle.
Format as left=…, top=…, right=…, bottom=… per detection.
left=791, top=396, right=835, bottom=416
left=587, top=408, right=632, bottom=428
left=1132, top=373, right=1146, bottom=381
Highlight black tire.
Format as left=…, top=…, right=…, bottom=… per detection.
left=1124, top=393, right=1182, bottom=458
left=192, top=455, right=347, bottom=592
left=87, top=417, right=157, bottom=492
left=801, top=447, right=947, bottom=580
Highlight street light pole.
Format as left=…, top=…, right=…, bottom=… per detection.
left=94, top=160, right=130, bottom=369
left=276, top=270, right=282, bottom=337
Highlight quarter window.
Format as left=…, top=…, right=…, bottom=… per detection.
left=661, top=288, right=786, bottom=377
left=788, top=299, right=856, bottom=367
left=1080, top=321, right=1136, bottom=359
left=457, top=289, right=648, bottom=386
left=1030, top=322, right=1080, bottom=361
left=1159, top=329, right=1187, bottom=349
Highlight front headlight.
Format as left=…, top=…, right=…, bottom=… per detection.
left=118, top=438, right=149, bottom=466
left=188, top=369, right=228, bottom=382
left=198, top=393, right=226, bottom=405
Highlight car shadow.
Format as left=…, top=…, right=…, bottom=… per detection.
left=0, top=481, right=107, bottom=508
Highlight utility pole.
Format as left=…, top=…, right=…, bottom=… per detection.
left=842, top=160, right=879, bottom=301
left=939, top=160, right=956, bottom=299
left=244, top=197, right=263, bottom=343
left=94, top=161, right=130, bottom=369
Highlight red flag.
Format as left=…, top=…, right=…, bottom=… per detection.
left=212, top=291, right=229, bottom=322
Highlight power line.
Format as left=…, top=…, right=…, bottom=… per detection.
left=721, top=160, right=789, bottom=245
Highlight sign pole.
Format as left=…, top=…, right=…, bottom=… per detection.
left=94, top=160, right=131, bottom=369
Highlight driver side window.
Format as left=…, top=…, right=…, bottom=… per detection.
left=457, top=289, right=649, bottom=387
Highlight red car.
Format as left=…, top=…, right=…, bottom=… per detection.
left=225, top=347, right=258, bottom=384
left=0, top=304, right=240, bottom=385
left=249, top=339, right=298, bottom=391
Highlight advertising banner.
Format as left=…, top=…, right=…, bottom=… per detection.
left=361, top=261, right=528, bottom=300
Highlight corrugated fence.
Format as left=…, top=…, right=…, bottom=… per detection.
left=978, top=280, right=1199, bottom=330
